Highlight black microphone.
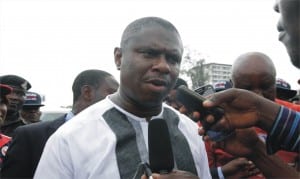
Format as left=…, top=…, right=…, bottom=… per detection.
left=148, top=119, right=174, bottom=174
left=176, top=85, right=234, bottom=141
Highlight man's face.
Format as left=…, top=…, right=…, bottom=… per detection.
left=275, top=0, right=300, bottom=68
left=20, top=106, right=42, bottom=123
left=91, top=76, right=119, bottom=104
left=232, top=58, right=276, bottom=101
left=6, top=87, right=26, bottom=114
left=116, top=26, right=183, bottom=107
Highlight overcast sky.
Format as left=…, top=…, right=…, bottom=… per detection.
left=1, top=0, right=299, bottom=107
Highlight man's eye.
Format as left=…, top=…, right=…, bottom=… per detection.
left=166, top=54, right=181, bottom=64
left=139, top=50, right=159, bottom=57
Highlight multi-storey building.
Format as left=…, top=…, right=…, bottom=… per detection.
left=203, top=63, right=232, bottom=85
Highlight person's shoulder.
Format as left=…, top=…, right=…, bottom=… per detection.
left=163, top=103, right=180, bottom=114
left=15, top=116, right=65, bottom=133
left=72, top=98, right=114, bottom=121
left=54, top=100, right=114, bottom=137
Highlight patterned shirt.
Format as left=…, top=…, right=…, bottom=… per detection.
left=267, top=106, right=300, bottom=154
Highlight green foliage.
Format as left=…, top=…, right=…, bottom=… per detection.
left=180, top=47, right=209, bottom=89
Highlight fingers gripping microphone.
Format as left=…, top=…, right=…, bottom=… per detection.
left=176, top=85, right=233, bottom=141
left=148, top=119, right=174, bottom=174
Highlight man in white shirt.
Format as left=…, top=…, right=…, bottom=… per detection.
left=34, top=17, right=211, bottom=179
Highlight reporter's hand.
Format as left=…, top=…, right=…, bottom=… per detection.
left=141, top=170, right=199, bottom=179
left=198, top=89, right=280, bottom=136
left=210, top=128, right=260, bottom=157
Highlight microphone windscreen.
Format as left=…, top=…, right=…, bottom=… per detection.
left=148, top=119, right=174, bottom=173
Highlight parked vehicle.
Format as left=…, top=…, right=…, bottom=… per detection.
left=40, top=107, right=69, bottom=121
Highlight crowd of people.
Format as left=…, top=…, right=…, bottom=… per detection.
left=0, top=0, right=299, bottom=178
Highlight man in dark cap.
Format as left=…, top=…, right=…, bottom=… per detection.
left=275, top=78, right=300, bottom=111
left=275, top=78, right=297, bottom=101
left=20, top=92, right=44, bottom=124
left=0, top=75, right=31, bottom=136
left=0, top=84, right=13, bottom=167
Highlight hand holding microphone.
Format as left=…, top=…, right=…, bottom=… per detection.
left=176, top=85, right=234, bottom=141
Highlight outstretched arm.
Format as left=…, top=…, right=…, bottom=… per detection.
left=202, top=88, right=279, bottom=132
left=198, top=88, right=299, bottom=154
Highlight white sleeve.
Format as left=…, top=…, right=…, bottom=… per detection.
left=197, top=136, right=212, bottom=179
left=34, top=133, right=73, bottom=179
left=178, top=113, right=212, bottom=179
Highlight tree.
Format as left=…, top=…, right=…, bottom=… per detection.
left=180, top=47, right=209, bottom=89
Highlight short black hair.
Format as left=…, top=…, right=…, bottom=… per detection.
left=72, top=69, right=112, bottom=102
left=120, top=16, right=181, bottom=49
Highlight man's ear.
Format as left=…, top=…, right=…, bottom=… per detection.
left=81, top=85, right=93, bottom=101
left=114, top=47, right=122, bottom=70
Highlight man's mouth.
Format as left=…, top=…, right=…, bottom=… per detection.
left=149, top=79, right=167, bottom=86
left=146, top=79, right=169, bottom=91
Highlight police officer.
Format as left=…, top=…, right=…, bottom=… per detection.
left=0, top=75, right=31, bottom=136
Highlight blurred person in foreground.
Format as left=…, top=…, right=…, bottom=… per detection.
left=0, top=84, right=13, bottom=168
left=34, top=17, right=210, bottom=179
left=198, top=0, right=300, bottom=156
left=1, top=69, right=119, bottom=179
left=19, top=91, right=45, bottom=124
left=0, top=75, right=31, bottom=136
left=275, top=0, right=300, bottom=68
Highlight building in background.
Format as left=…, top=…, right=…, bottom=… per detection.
left=203, top=63, right=232, bottom=85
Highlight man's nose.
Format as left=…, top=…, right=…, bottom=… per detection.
left=154, top=55, right=171, bottom=73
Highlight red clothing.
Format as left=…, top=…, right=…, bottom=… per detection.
left=0, top=134, right=11, bottom=167
left=275, top=98, right=300, bottom=111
